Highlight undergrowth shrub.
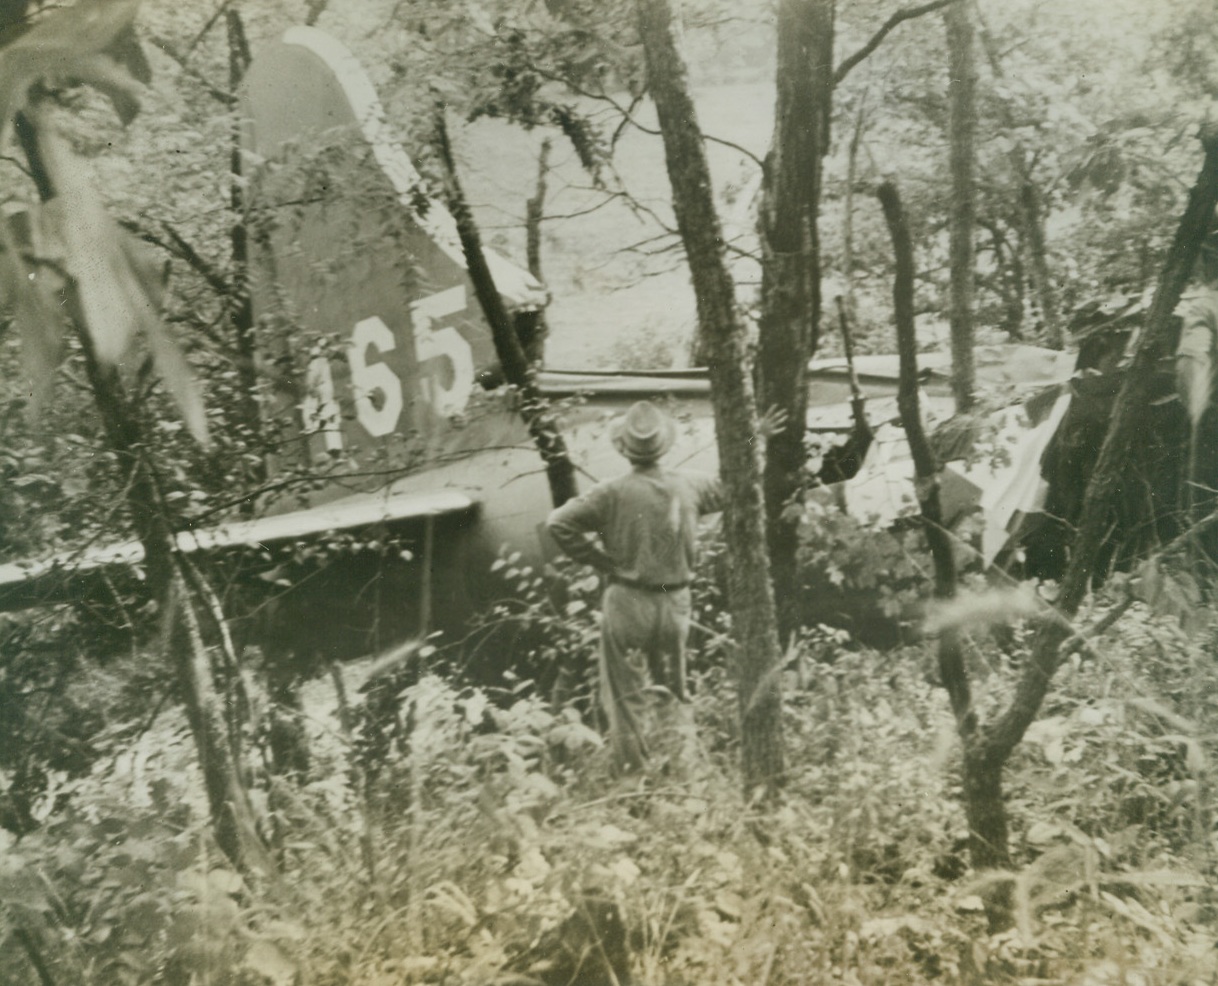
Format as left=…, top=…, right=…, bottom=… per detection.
left=0, top=720, right=300, bottom=986
left=463, top=539, right=740, bottom=713
left=306, top=673, right=609, bottom=984
left=923, top=602, right=1218, bottom=981
left=784, top=644, right=967, bottom=891
left=1010, top=603, right=1217, bottom=868
left=0, top=622, right=167, bottom=837
left=794, top=503, right=932, bottom=648
left=465, top=552, right=603, bottom=707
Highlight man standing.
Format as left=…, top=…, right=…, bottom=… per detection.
left=545, top=400, right=721, bottom=770
left=1176, top=234, right=1218, bottom=430
left=1176, top=232, right=1218, bottom=532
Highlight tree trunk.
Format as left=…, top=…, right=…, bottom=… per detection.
left=21, top=110, right=268, bottom=874
left=757, top=0, right=834, bottom=643
left=882, top=181, right=1018, bottom=910
left=974, top=9, right=1063, bottom=350
left=523, top=138, right=552, bottom=368
left=81, top=334, right=269, bottom=874
left=434, top=112, right=578, bottom=508
left=842, top=100, right=866, bottom=320
left=73, top=312, right=267, bottom=871
left=963, top=739, right=1015, bottom=927
left=919, top=130, right=1218, bottom=894
left=170, top=574, right=273, bottom=872
left=1019, top=177, right=1063, bottom=348
left=77, top=311, right=269, bottom=873
left=980, top=217, right=1024, bottom=340
left=944, top=0, right=977, bottom=411
left=883, top=181, right=1011, bottom=933
left=879, top=183, right=970, bottom=707
left=222, top=10, right=306, bottom=779
left=226, top=9, right=263, bottom=464
left=962, top=745, right=1010, bottom=870
left=635, top=0, right=785, bottom=793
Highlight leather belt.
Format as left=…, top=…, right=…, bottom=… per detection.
left=608, top=574, right=690, bottom=593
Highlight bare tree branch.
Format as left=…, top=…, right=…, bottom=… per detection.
left=835, top=0, right=959, bottom=85
left=433, top=103, right=578, bottom=506
left=184, top=0, right=237, bottom=57
left=120, top=218, right=233, bottom=298
left=0, top=153, right=32, bottom=177
left=152, top=34, right=237, bottom=105
left=535, top=65, right=765, bottom=168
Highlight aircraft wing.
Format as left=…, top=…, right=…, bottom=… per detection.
left=176, top=488, right=477, bottom=552
left=0, top=488, right=479, bottom=613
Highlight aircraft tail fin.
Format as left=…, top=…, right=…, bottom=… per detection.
left=241, top=26, right=546, bottom=480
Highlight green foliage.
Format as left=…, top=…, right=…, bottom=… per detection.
left=0, top=720, right=293, bottom=986
left=1013, top=604, right=1218, bottom=859
left=311, top=670, right=609, bottom=984
left=0, top=612, right=170, bottom=835
left=794, top=502, right=930, bottom=647
left=0, top=618, right=95, bottom=832
left=6, top=2, right=1218, bottom=982
left=466, top=27, right=611, bottom=180
left=480, top=550, right=601, bottom=679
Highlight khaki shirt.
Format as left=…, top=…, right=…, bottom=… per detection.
left=545, top=465, right=721, bottom=585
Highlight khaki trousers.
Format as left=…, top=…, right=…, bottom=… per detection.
left=599, top=583, right=692, bottom=770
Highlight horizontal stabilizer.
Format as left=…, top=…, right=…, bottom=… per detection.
left=0, top=489, right=479, bottom=611
left=178, top=488, right=478, bottom=553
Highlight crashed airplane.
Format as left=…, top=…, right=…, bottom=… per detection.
left=0, top=27, right=1078, bottom=660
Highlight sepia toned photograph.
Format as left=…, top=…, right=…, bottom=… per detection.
left=1, top=0, right=1216, bottom=982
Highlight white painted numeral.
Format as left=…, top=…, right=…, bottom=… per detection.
left=302, top=292, right=471, bottom=447
left=303, top=356, right=345, bottom=452
left=410, top=286, right=474, bottom=417
left=349, top=316, right=404, bottom=437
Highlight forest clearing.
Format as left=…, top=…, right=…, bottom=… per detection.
left=2, top=0, right=1218, bottom=984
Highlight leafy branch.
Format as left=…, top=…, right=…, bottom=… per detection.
left=0, top=0, right=207, bottom=443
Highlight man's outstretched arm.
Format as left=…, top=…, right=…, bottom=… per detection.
left=696, top=404, right=790, bottom=515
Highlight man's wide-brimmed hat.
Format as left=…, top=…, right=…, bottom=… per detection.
left=612, top=400, right=675, bottom=463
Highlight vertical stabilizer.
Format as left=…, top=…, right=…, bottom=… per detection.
left=240, top=27, right=547, bottom=486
